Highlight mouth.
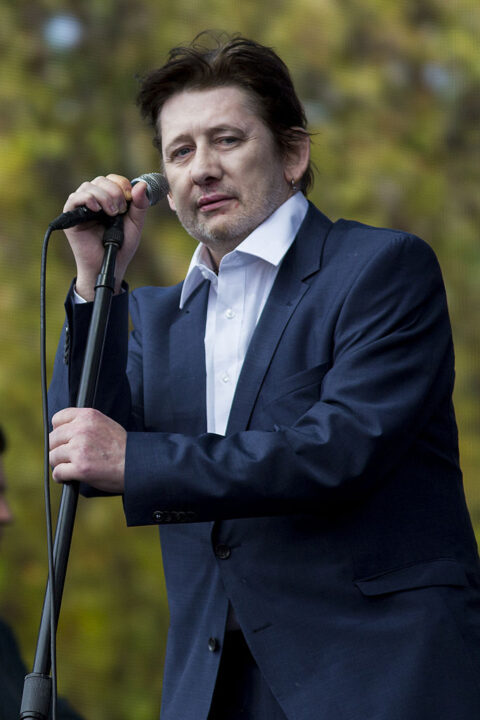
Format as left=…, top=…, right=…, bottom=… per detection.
left=197, top=194, right=237, bottom=213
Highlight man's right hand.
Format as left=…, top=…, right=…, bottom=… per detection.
left=63, top=173, right=151, bottom=300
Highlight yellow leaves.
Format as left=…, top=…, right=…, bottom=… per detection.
left=0, top=3, right=479, bottom=718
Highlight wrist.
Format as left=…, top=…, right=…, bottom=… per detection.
left=75, top=267, right=125, bottom=300
left=74, top=277, right=96, bottom=302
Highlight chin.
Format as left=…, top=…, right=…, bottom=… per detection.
left=195, top=221, right=236, bottom=245
left=181, top=211, right=248, bottom=247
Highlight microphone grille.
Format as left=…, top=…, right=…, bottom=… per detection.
left=131, top=172, right=169, bottom=206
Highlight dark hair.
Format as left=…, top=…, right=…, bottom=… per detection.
left=137, top=31, right=313, bottom=194
left=0, top=426, right=5, bottom=454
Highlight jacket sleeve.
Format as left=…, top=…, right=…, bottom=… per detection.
left=49, top=283, right=133, bottom=427
left=48, top=283, right=137, bottom=499
left=123, top=233, right=458, bottom=525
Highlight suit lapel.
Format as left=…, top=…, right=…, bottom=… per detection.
left=226, top=204, right=333, bottom=434
left=169, top=280, right=209, bottom=434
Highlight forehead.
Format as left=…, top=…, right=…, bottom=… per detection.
left=158, top=85, right=265, bottom=142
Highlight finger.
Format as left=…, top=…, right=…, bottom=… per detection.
left=63, top=177, right=128, bottom=215
left=51, top=407, right=83, bottom=429
left=106, top=173, right=133, bottom=201
left=63, top=180, right=110, bottom=214
left=49, top=424, right=71, bottom=452
left=105, top=173, right=154, bottom=211
left=50, top=431, right=90, bottom=481
left=51, top=466, right=72, bottom=483
left=51, top=460, right=82, bottom=484
left=49, top=444, right=72, bottom=473
left=90, top=176, right=129, bottom=214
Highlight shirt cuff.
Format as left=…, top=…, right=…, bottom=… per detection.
left=73, top=286, right=88, bottom=304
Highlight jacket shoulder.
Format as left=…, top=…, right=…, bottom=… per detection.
left=319, top=216, right=440, bottom=273
left=130, top=282, right=184, bottom=321
left=329, top=217, right=435, bottom=255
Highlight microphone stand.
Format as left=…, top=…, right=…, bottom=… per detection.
left=20, top=215, right=125, bottom=719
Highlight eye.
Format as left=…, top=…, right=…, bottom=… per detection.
left=217, top=136, right=240, bottom=147
left=172, top=146, right=193, bottom=160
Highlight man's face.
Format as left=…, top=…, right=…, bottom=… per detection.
left=160, top=85, right=294, bottom=267
left=0, top=457, right=13, bottom=543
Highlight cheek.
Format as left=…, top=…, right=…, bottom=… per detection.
left=243, top=150, right=285, bottom=185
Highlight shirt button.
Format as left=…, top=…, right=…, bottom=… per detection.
left=215, top=544, right=231, bottom=559
left=208, top=637, right=220, bottom=652
left=222, top=374, right=230, bottom=383
left=225, top=308, right=235, bottom=319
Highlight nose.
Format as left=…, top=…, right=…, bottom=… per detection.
left=190, top=143, right=222, bottom=186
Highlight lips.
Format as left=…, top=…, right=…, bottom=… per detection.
left=197, top=194, right=236, bottom=212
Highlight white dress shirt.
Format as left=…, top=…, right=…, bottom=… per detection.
left=179, top=192, right=309, bottom=436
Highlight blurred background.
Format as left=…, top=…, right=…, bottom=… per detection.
left=0, top=1, right=479, bottom=718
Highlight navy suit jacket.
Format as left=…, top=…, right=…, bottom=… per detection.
left=49, top=203, right=480, bottom=720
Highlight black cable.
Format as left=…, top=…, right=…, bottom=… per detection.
left=35, top=214, right=122, bottom=718
left=40, top=224, right=58, bottom=720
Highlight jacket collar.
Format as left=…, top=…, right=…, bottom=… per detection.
left=226, top=203, right=333, bottom=433
left=179, top=192, right=309, bottom=308
left=168, top=202, right=333, bottom=435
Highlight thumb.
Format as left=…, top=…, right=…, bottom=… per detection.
left=130, top=180, right=152, bottom=210
left=104, top=172, right=150, bottom=212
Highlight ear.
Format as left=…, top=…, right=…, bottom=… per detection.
left=283, top=128, right=310, bottom=187
left=167, top=192, right=176, bottom=212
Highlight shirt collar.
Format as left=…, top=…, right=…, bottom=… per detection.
left=179, top=192, right=308, bottom=308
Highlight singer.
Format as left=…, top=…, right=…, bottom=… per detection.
left=48, top=32, right=480, bottom=720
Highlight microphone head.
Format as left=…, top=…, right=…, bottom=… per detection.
left=131, top=172, right=169, bottom=206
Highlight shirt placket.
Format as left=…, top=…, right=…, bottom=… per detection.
left=213, top=262, right=245, bottom=435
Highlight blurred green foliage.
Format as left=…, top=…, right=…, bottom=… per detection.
left=0, top=1, right=479, bottom=718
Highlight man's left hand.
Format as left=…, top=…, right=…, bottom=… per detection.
left=50, top=408, right=126, bottom=493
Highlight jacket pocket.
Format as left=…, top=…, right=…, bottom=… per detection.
left=257, top=362, right=330, bottom=428
left=263, top=362, right=330, bottom=405
left=355, top=558, right=469, bottom=597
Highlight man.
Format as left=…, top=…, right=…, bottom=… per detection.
left=48, top=33, right=480, bottom=720
left=0, top=427, right=83, bottom=720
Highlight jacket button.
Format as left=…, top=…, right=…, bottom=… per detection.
left=215, top=544, right=231, bottom=559
left=153, top=510, right=164, bottom=523
left=208, top=637, right=220, bottom=652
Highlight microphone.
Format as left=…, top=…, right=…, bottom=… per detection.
left=49, top=172, right=170, bottom=230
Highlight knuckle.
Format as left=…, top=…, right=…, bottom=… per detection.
left=74, top=447, right=94, bottom=476
left=76, top=459, right=91, bottom=477
left=83, top=407, right=100, bottom=423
